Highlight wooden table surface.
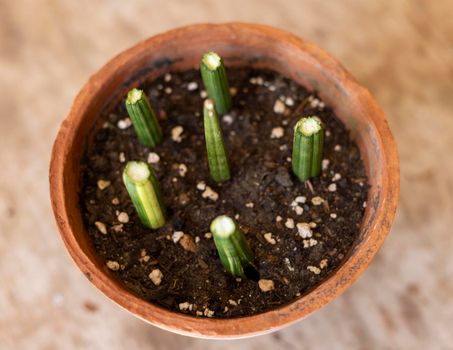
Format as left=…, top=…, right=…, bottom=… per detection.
left=1, top=1, right=452, bottom=349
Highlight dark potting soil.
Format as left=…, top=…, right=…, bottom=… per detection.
left=80, top=68, right=369, bottom=318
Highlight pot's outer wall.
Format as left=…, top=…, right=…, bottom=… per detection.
left=49, top=23, right=399, bottom=338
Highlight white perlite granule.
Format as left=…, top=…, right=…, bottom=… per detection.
left=147, top=152, right=160, bottom=164
left=258, top=279, right=275, bottom=292
left=119, top=152, right=126, bottom=163
left=179, top=302, right=193, bottom=311
left=297, top=223, right=312, bottom=238
left=117, top=118, right=132, bottom=129
left=222, top=114, right=233, bottom=124
left=328, top=183, right=337, bottom=192
left=196, top=181, right=206, bottom=191
left=149, top=269, right=163, bottom=286
left=270, top=127, right=284, bottom=139
left=307, top=266, right=321, bottom=274
left=332, top=173, right=342, bottom=181
left=172, top=231, right=184, bottom=243
left=322, top=159, right=330, bottom=170
left=187, top=82, right=198, bottom=91
left=171, top=126, right=184, bottom=142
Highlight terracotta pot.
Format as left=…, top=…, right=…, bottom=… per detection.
left=49, top=23, right=399, bottom=338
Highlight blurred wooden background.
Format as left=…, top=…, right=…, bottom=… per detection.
left=0, top=0, right=452, bottom=349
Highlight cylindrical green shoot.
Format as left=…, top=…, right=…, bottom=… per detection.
left=203, top=99, right=231, bottom=182
left=292, top=116, right=325, bottom=182
left=210, top=215, right=257, bottom=278
left=125, top=88, right=162, bottom=147
left=122, top=161, right=166, bottom=229
left=200, top=51, right=232, bottom=114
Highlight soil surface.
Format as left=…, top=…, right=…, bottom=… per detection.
left=79, top=68, right=369, bottom=318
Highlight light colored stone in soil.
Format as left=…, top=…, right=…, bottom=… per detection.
left=322, top=159, right=330, bottom=170
left=245, top=202, right=254, bottom=208
left=196, top=181, right=206, bottom=191
left=276, top=215, right=282, bottom=222
left=117, top=118, right=132, bottom=129
left=307, top=265, right=321, bottom=275
left=258, top=279, right=275, bottom=292
left=229, top=87, right=238, bottom=96
left=311, top=196, right=324, bottom=205
left=332, top=173, right=342, bottom=181
left=200, top=90, right=208, bottom=98
left=94, top=221, right=107, bottom=235
left=284, top=258, right=295, bottom=271
left=270, top=127, right=284, bottom=139
left=328, top=183, right=337, bottom=192
left=111, top=224, right=123, bottom=233
left=330, top=213, right=337, bottom=219
left=147, top=152, right=160, bottom=164
left=320, top=259, right=328, bottom=269
left=178, top=163, right=188, bottom=177
left=203, top=308, right=215, bottom=317
left=97, top=179, right=110, bottom=190
left=297, top=223, right=313, bottom=238
left=273, top=99, right=286, bottom=114
left=111, top=197, right=120, bottom=205
left=117, top=212, right=129, bottom=223
left=118, top=152, right=126, bottom=163
left=139, top=249, right=150, bottom=263
left=171, top=126, right=184, bottom=143
left=285, top=218, right=295, bottom=229
left=264, top=233, right=276, bottom=245
left=164, top=73, right=171, bottom=82
left=285, top=97, right=295, bottom=106
left=106, top=260, right=120, bottom=271
left=228, top=299, right=238, bottom=306
left=187, top=82, right=198, bottom=91
left=172, top=231, right=184, bottom=243
left=222, top=114, right=233, bottom=124
left=179, top=234, right=197, bottom=253
left=334, top=144, right=341, bottom=151
left=204, top=232, right=212, bottom=239
left=164, top=86, right=172, bottom=94
left=294, top=205, right=304, bottom=215
left=178, top=302, right=193, bottom=311
left=303, top=238, right=318, bottom=248
left=148, top=269, right=163, bottom=286
left=202, top=186, right=218, bottom=201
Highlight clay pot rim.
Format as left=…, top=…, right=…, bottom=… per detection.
left=49, top=22, right=399, bottom=339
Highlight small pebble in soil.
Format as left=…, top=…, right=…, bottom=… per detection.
left=334, top=144, right=342, bottom=152
left=178, top=164, right=188, bottom=177
left=164, top=87, right=172, bottom=94
left=322, top=159, right=330, bottom=170
left=330, top=213, right=337, bottom=219
left=229, top=87, right=238, bottom=96
left=179, top=234, right=197, bottom=253
left=273, top=99, right=286, bottom=114
left=258, top=279, right=275, bottom=292
left=311, top=196, right=324, bottom=206
left=119, top=152, right=126, bottom=163
left=332, top=173, right=342, bottom=182
left=276, top=216, right=282, bottom=222
left=147, top=152, right=160, bottom=164
left=284, top=258, right=295, bottom=271
left=111, top=197, right=120, bottom=205
left=293, top=205, right=303, bottom=215
left=285, top=218, right=295, bottom=229
left=111, top=224, right=123, bottom=233
left=297, top=223, right=313, bottom=238
left=202, top=186, right=219, bottom=201
left=171, top=126, right=184, bottom=143
left=164, top=73, right=171, bottom=82
left=200, top=90, right=208, bottom=98
left=179, top=302, right=193, bottom=311
left=139, top=249, right=150, bottom=263
left=172, top=231, right=184, bottom=243
left=303, top=238, right=318, bottom=248
left=149, top=269, right=163, bottom=286
left=95, top=221, right=107, bottom=235
left=263, top=233, right=277, bottom=245
left=97, top=179, right=111, bottom=190
left=270, top=127, right=284, bottom=139
left=245, top=202, right=254, bottom=208
left=328, top=183, right=337, bottom=192
left=307, top=266, right=321, bottom=275
left=187, top=82, right=198, bottom=91
left=106, top=260, right=120, bottom=271
left=285, top=97, right=295, bottom=106
left=222, top=114, right=233, bottom=124
left=117, top=118, right=132, bottom=129
left=228, top=299, right=238, bottom=306
left=196, top=181, right=206, bottom=191
left=117, top=212, right=129, bottom=223
left=204, top=232, right=212, bottom=239
left=203, top=308, right=215, bottom=317
left=320, top=259, right=328, bottom=269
